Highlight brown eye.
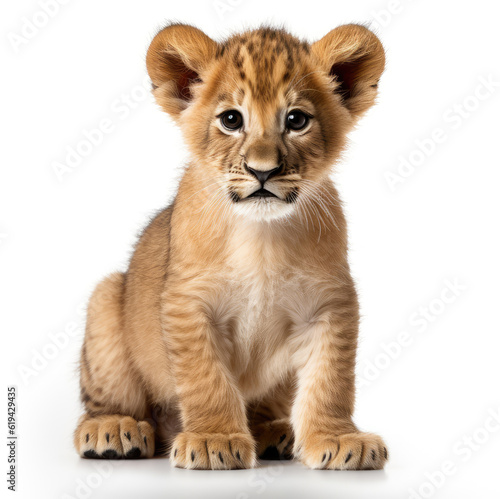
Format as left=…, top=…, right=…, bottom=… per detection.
left=220, top=110, right=243, bottom=131
left=286, top=110, right=309, bottom=131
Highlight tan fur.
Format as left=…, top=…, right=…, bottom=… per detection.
left=74, top=23, right=388, bottom=469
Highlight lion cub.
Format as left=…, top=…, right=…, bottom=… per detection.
left=74, top=23, right=387, bottom=470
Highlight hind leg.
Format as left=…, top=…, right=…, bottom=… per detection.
left=75, top=414, right=155, bottom=459
left=251, top=418, right=294, bottom=460
left=248, top=379, right=294, bottom=460
left=75, top=272, right=155, bottom=459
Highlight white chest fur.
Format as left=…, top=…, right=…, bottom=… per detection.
left=211, top=223, right=320, bottom=399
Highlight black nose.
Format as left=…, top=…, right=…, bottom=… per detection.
left=244, top=164, right=282, bottom=186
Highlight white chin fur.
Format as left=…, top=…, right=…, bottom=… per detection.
left=232, top=198, right=296, bottom=222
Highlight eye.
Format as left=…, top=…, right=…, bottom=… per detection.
left=220, top=110, right=243, bottom=131
left=286, top=110, right=310, bottom=131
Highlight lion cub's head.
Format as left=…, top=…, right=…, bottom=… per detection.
left=147, top=24, right=384, bottom=221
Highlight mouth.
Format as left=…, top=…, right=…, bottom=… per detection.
left=247, top=188, right=278, bottom=199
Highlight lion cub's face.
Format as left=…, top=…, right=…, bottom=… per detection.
left=147, top=24, right=385, bottom=221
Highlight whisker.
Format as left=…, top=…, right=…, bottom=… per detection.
left=298, top=182, right=339, bottom=234
left=183, top=181, right=223, bottom=205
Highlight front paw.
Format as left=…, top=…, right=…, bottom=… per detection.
left=170, top=432, right=256, bottom=470
left=296, top=432, right=388, bottom=470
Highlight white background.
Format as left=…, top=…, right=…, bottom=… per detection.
left=2, top=1, right=500, bottom=498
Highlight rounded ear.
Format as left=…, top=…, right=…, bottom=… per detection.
left=146, top=23, right=218, bottom=118
left=312, top=24, right=385, bottom=119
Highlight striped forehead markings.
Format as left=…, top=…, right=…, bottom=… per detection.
left=215, top=29, right=313, bottom=102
